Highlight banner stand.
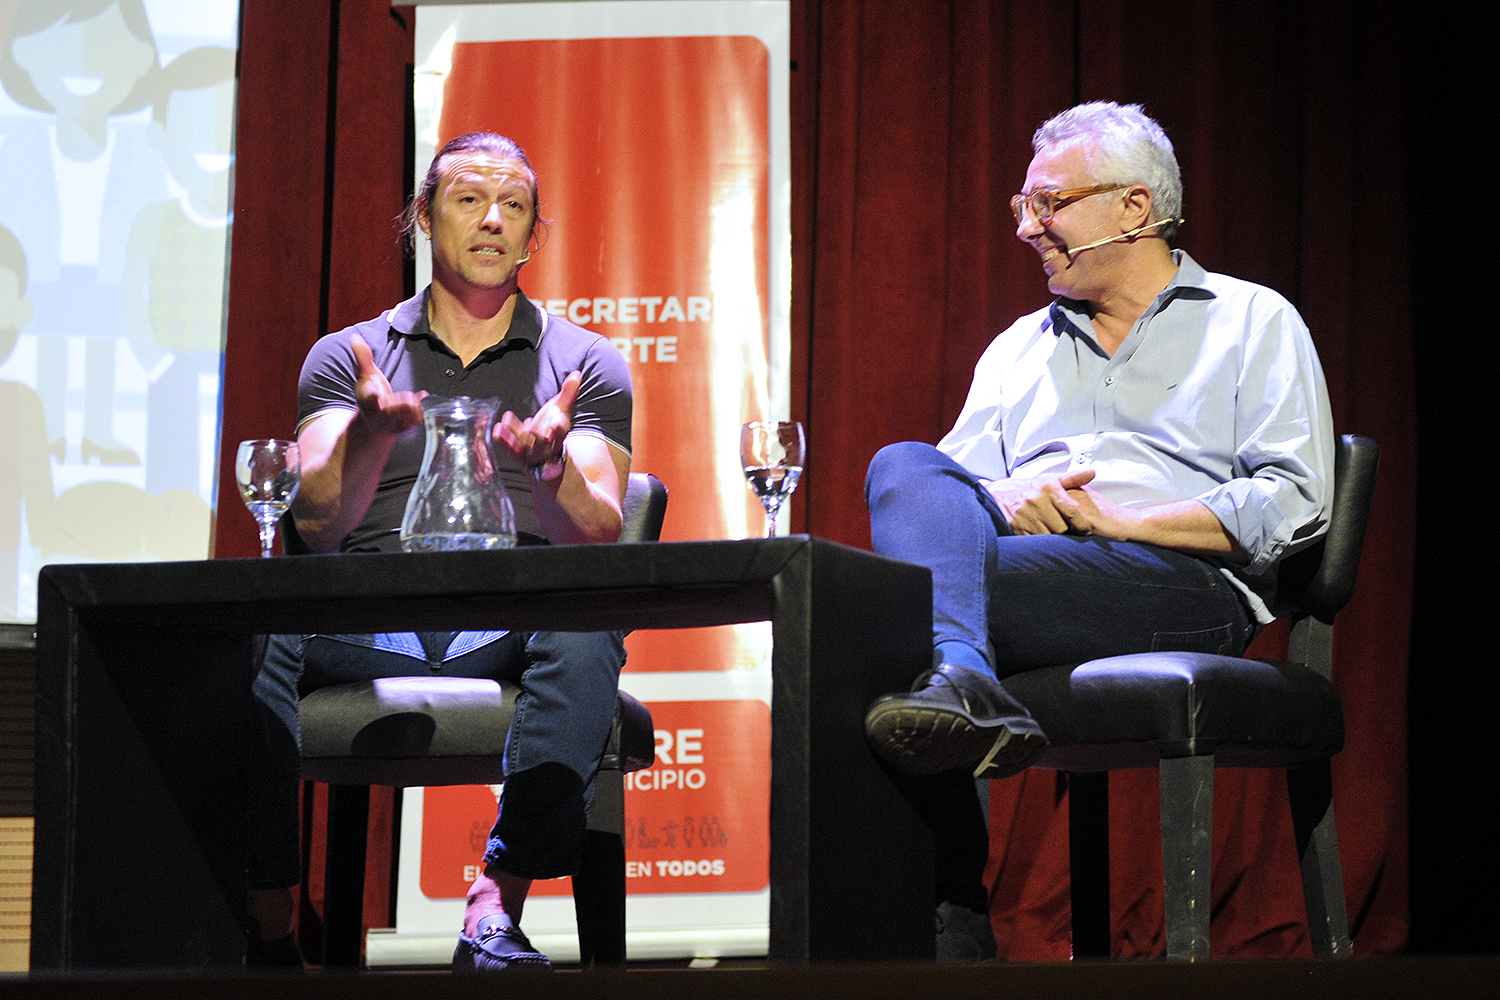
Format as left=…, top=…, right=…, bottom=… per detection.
left=386, top=0, right=791, bottom=964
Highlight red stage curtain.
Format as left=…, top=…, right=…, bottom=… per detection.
left=223, top=0, right=1417, bottom=957
left=220, top=0, right=416, bottom=948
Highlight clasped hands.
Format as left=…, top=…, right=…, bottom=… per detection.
left=350, top=332, right=578, bottom=468
left=986, top=469, right=1141, bottom=540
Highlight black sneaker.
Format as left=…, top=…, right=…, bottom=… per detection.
left=865, top=664, right=1047, bottom=778
left=452, top=915, right=552, bottom=972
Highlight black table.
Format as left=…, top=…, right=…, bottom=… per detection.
left=31, top=536, right=934, bottom=970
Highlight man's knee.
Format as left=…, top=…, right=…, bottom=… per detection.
left=866, top=441, right=944, bottom=504
left=525, top=630, right=626, bottom=679
left=552, top=629, right=625, bottom=659
left=254, top=634, right=304, bottom=715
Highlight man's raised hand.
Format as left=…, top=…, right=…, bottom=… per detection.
left=351, top=333, right=426, bottom=434
left=493, top=370, right=583, bottom=468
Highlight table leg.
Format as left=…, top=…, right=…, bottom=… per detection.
left=768, top=540, right=934, bottom=962
left=32, top=613, right=252, bottom=970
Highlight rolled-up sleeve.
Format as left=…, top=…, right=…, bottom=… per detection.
left=1194, top=300, right=1335, bottom=575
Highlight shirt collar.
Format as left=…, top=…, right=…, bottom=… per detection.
left=388, top=287, right=544, bottom=353
left=1048, top=248, right=1215, bottom=337
left=1164, top=249, right=1211, bottom=296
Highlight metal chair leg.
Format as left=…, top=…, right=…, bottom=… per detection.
left=573, top=765, right=628, bottom=967
left=1067, top=771, right=1111, bottom=958
left=1159, top=755, right=1213, bottom=961
left=573, top=829, right=627, bottom=967
left=322, top=783, right=370, bottom=967
left=1287, top=760, right=1352, bottom=957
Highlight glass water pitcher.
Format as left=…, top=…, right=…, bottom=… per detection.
left=400, top=395, right=517, bottom=551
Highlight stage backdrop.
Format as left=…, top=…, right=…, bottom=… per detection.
left=219, top=0, right=1422, bottom=962
left=368, top=1, right=791, bottom=966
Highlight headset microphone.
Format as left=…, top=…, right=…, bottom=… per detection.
left=1061, top=217, right=1180, bottom=261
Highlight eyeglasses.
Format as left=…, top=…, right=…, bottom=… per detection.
left=1009, top=184, right=1125, bottom=225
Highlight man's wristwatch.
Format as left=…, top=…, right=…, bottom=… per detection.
left=529, top=451, right=566, bottom=483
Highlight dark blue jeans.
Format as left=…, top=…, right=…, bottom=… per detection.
left=249, top=628, right=626, bottom=889
left=865, top=442, right=1254, bottom=910
left=866, top=442, right=1253, bottom=675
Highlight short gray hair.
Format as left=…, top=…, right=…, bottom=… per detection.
left=1033, top=102, right=1182, bottom=244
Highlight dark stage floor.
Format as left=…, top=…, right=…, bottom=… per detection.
left=5, top=956, right=1500, bottom=1000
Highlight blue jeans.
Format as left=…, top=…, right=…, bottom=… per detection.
left=865, top=442, right=1254, bottom=910
left=866, top=442, right=1253, bottom=676
left=249, top=628, right=626, bottom=889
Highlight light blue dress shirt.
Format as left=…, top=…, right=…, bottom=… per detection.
left=938, top=250, right=1335, bottom=625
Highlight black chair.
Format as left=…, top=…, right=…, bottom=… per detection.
left=295, top=472, right=667, bottom=968
left=999, top=434, right=1377, bottom=960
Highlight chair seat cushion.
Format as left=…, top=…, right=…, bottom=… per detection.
left=298, top=677, right=654, bottom=787
left=999, top=652, right=1344, bottom=772
left=299, top=677, right=516, bottom=786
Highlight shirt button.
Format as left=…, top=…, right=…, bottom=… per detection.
left=1104, top=375, right=1114, bottom=385
left=445, top=369, right=456, bottom=377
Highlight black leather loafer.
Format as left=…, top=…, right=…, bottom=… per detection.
left=865, top=664, right=1047, bottom=778
left=452, top=915, right=552, bottom=972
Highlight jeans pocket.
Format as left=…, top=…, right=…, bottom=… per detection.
left=1151, top=623, right=1234, bottom=655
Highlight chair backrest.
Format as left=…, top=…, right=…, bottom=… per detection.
left=621, top=472, right=669, bottom=543
left=1274, top=434, right=1380, bottom=623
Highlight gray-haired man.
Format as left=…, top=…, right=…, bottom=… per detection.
left=863, top=102, right=1334, bottom=959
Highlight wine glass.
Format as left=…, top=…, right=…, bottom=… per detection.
left=740, top=421, right=805, bottom=538
left=236, top=439, right=301, bottom=558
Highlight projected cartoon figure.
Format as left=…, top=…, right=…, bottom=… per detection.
left=0, top=218, right=208, bottom=612
left=122, top=45, right=236, bottom=498
left=0, top=225, right=58, bottom=620
left=0, top=0, right=165, bottom=466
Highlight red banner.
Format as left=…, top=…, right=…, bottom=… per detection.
left=420, top=700, right=770, bottom=898
left=408, top=18, right=779, bottom=921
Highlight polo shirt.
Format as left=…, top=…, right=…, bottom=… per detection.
left=298, top=288, right=633, bottom=550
